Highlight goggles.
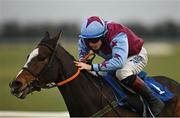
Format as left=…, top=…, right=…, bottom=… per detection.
left=84, top=36, right=103, bottom=43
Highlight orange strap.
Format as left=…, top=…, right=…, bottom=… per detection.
left=80, top=51, right=94, bottom=62
left=56, top=51, right=94, bottom=86
left=56, top=68, right=80, bottom=86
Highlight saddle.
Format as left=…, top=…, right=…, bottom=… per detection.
left=100, top=71, right=174, bottom=117
left=83, top=53, right=173, bottom=116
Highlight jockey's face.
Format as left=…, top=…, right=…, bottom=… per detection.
left=85, top=36, right=103, bottom=50
left=88, top=39, right=102, bottom=50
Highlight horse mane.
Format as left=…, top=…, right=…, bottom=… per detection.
left=57, top=44, right=75, bottom=60
left=58, top=44, right=117, bottom=101
left=57, top=43, right=100, bottom=80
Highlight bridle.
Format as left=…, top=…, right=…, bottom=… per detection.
left=22, top=42, right=80, bottom=90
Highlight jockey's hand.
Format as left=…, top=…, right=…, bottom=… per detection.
left=73, top=61, right=92, bottom=71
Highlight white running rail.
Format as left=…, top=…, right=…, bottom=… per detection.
left=0, top=111, right=69, bottom=118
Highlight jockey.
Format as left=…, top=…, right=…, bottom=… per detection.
left=74, top=16, right=164, bottom=116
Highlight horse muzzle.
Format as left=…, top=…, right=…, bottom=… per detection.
left=9, top=80, right=42, bottom=99
left=9, top=80, right=29, bottom=99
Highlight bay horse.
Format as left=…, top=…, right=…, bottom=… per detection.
left=9, top=31, right=180, bottom=117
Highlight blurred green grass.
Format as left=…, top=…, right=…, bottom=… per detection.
left=0, top=41, right=179, bottom=111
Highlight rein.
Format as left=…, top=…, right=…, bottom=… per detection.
left=56, top=51, right=94, bottom=86
left=56, top=68, right=80, bottom=86
left=55, top=51, right=121, bottom=116
left=22, top=44, right=91, bottom=88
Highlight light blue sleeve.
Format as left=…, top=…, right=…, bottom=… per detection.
left=78, top=38, right=90, bottom=61
left=92, top=32, right=129, bottom=71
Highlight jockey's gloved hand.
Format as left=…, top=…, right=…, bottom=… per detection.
left=85, top=53, right=96, bottom=65
left=86, top=59, right=93, bottom=65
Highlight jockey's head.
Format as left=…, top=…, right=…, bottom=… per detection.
left=79, top=16, right=107, bottom=50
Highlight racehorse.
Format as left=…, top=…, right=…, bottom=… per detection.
left=9, top=31, right=180, bottom=117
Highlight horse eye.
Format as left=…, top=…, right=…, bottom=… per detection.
left=37, top=55, right=46, bottom=61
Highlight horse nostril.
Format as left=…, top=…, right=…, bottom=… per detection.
left=11, top=80, right=23, bottom=90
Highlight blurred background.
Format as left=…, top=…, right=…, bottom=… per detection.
left=0, top=0, right=180, bottom=115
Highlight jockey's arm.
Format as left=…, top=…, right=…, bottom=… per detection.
left=92, top=32, right=129, bottom=71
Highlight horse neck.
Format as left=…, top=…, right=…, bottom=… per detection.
left=56, top=45, right=113, bottom=116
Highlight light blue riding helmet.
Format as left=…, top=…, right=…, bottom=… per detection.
left=79, top=16, right=107, bottom=39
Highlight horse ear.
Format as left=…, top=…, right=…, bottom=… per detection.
left=52, top=30, right=62, bottom=43
left=40, top=31, right=50, bottom=42
left=44, top=31, right=50, bottom=38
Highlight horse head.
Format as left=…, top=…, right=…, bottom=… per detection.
left=9, top=31, right=61, bottom=99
